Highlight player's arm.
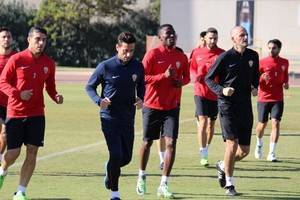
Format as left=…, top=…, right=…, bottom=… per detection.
left=85, top=63, right=105, bottom=106
left=135, top=63, right=145, bottom=109
left=251, top=53, right=260, bottom=96
left=283, top=59, right=289, bottom=89
left=205, top=55, right=224, bottom=96
left=143, top=51, right=167, bottom=84
left=178, top=55, right=190, bottom=86
left=45, top=61, right=63, bottom=104
left=0, top=57, right=21, bottom=100
left=189, top=53, right=199, bottom=82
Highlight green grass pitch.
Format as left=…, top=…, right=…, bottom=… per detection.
left=1, top=84, right=299, bottom=200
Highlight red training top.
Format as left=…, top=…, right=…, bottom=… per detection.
left=0, top=49, right=58, bottom=118
left=258, top=56, right=289, bottom=102
left=190, top=46, right=224, bottom=100
left=143, top=45, right=190, bottom=110
left=0, top=51, right=17, bottom=107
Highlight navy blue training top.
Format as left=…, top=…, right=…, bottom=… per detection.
left=86, top=55, right=145, bottom=120
left=205, top=48, right=259, bottom=105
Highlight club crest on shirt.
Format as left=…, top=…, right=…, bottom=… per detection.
left=281, top=65, right=285, bottom=71
left=176, top=61, right=181, bottom=69
left=43, top=66, right=49, bottom=74
left=248, top=60, right=253, bottom=67
left=196, top=56, right=202, bottom=61
left=132, top=74, right=137, bottom=82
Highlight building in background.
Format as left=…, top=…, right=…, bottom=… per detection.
left=160, top=0, right=300, bottom=71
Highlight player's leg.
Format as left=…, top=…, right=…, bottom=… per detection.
left=255, top=102, right=270, bottom=159
left=0, top=118, right=24, bottom=190
left=194, top=96, right=209, bottom=166
left=156, top=135, right=165, bottom=170
left=13, top=116, right=45, bottom=199
left=101, top=118, right=123, bottom=199
left=267, top=101, right=283, bottom=162
left=0, top=106, right=7, bottom=163
left=157, top=107, right=179, bottom=198
left=137, top=107, right=161, bottom=196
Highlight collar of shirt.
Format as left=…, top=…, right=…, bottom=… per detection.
left=24, top=48, right=45, bottom=60
left=158, top=45, right=176, bottom=53
left=115, top=55, right=133, bottom=66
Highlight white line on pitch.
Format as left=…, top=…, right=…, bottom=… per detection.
left=11, top=118, right=196, bottom=168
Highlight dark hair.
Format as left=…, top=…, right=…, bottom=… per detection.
left=200, top=31, right=206, bottom=38
left=28, top=26, right=47, bottom=37
left=157, top=24, right=174, bottom=35
left=0, top=27, right=11, bottom=33
left=117, top=32, right=136, bottom=45
left=206, top=27, right=218, bottom=35
left=268, top=39, right=282, bottom=49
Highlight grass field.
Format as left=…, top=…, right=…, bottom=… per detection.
left=1, top=84, right=300, bottom=200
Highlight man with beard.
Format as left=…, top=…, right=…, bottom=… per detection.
left=190, top=27, right=224, bottom=167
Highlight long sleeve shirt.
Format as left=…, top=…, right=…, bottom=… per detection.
left=86, top=55, right=145, bottom=121
left=205, top=48, right=259, bottom=106
left=0, top=51, right=17, bottom=107
left=142, top=45, right=190, bottom=110
left=258, top=56, right=289, bottom=102
left=0, top=49, right=58, bottom=118
left=190, top=46, right=224, bottom=100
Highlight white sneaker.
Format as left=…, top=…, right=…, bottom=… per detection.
left=254, top=145, right=263, bottom=159
left=267, top=153, right=277, bottom=162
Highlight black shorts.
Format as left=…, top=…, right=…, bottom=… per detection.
left=219, top=102, right=253, bottom=145
left=257, top=101, right=284, bottom=123
left=194, top=96, right=218, bottom=120
left=143, top=106, right=180, bottom=141
left=0, top=105, right=7, bottom=121
left=5, top=116, right=45, bottom=150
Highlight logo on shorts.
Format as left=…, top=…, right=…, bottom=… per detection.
left=176, top=61, right=181, bottom=69
left=132, top=74, right=137, bottom=82
left=43, top=66, right=49, bottom=74
left=248, top=60, right=253, bottom=67
left=281, top=65, right=285, bottom=71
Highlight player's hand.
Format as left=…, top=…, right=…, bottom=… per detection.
left=222, top=87, right=235, bottom=96
left=20, top=89, right=33, bottom=101
left=251, top=88, right=258, bottom=96
left=196, top=75, right=203, bottom=83
left=134, top=97, right=143, bottom=110
left=164, top=64, right=175, bottom=78
left=173, top=79, right=183, bottom=88
left=100, top=97, right=111, bottom=109
left=56, top=94, right=64, bottom=104
left=262, top=72, right=270, bottom=82
left=283, top=83, right=289, bottom=89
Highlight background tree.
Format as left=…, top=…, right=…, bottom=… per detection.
left=0, top=0, right=35, bottom=51
left=32, top=0, right=160, bottom=67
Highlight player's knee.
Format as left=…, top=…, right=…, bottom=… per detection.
left=110, top=153, right=122, bottom=166
left=142, top=140, right=153, bottom=149
left=165, top=138, right=177, bottom=150
left=121, top=154, right=132, bottom=167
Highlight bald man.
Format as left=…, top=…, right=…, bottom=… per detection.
left=206, top=26, right=259, bottom=196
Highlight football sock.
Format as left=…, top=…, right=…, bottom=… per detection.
left=257, top=137, right=263, bottom=146
left=225, top=176, right=234, bottom=187
left=17, top=185, right=26, bottom=193
left=160, top=175, right=168, bottom=185
left=159, top=151, right=165, bottom=164
left=138, top=169, right=146, bottom=178
left=269, top=142, right=277, bottom=154
left=111, top=191, right=120, bottom=198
